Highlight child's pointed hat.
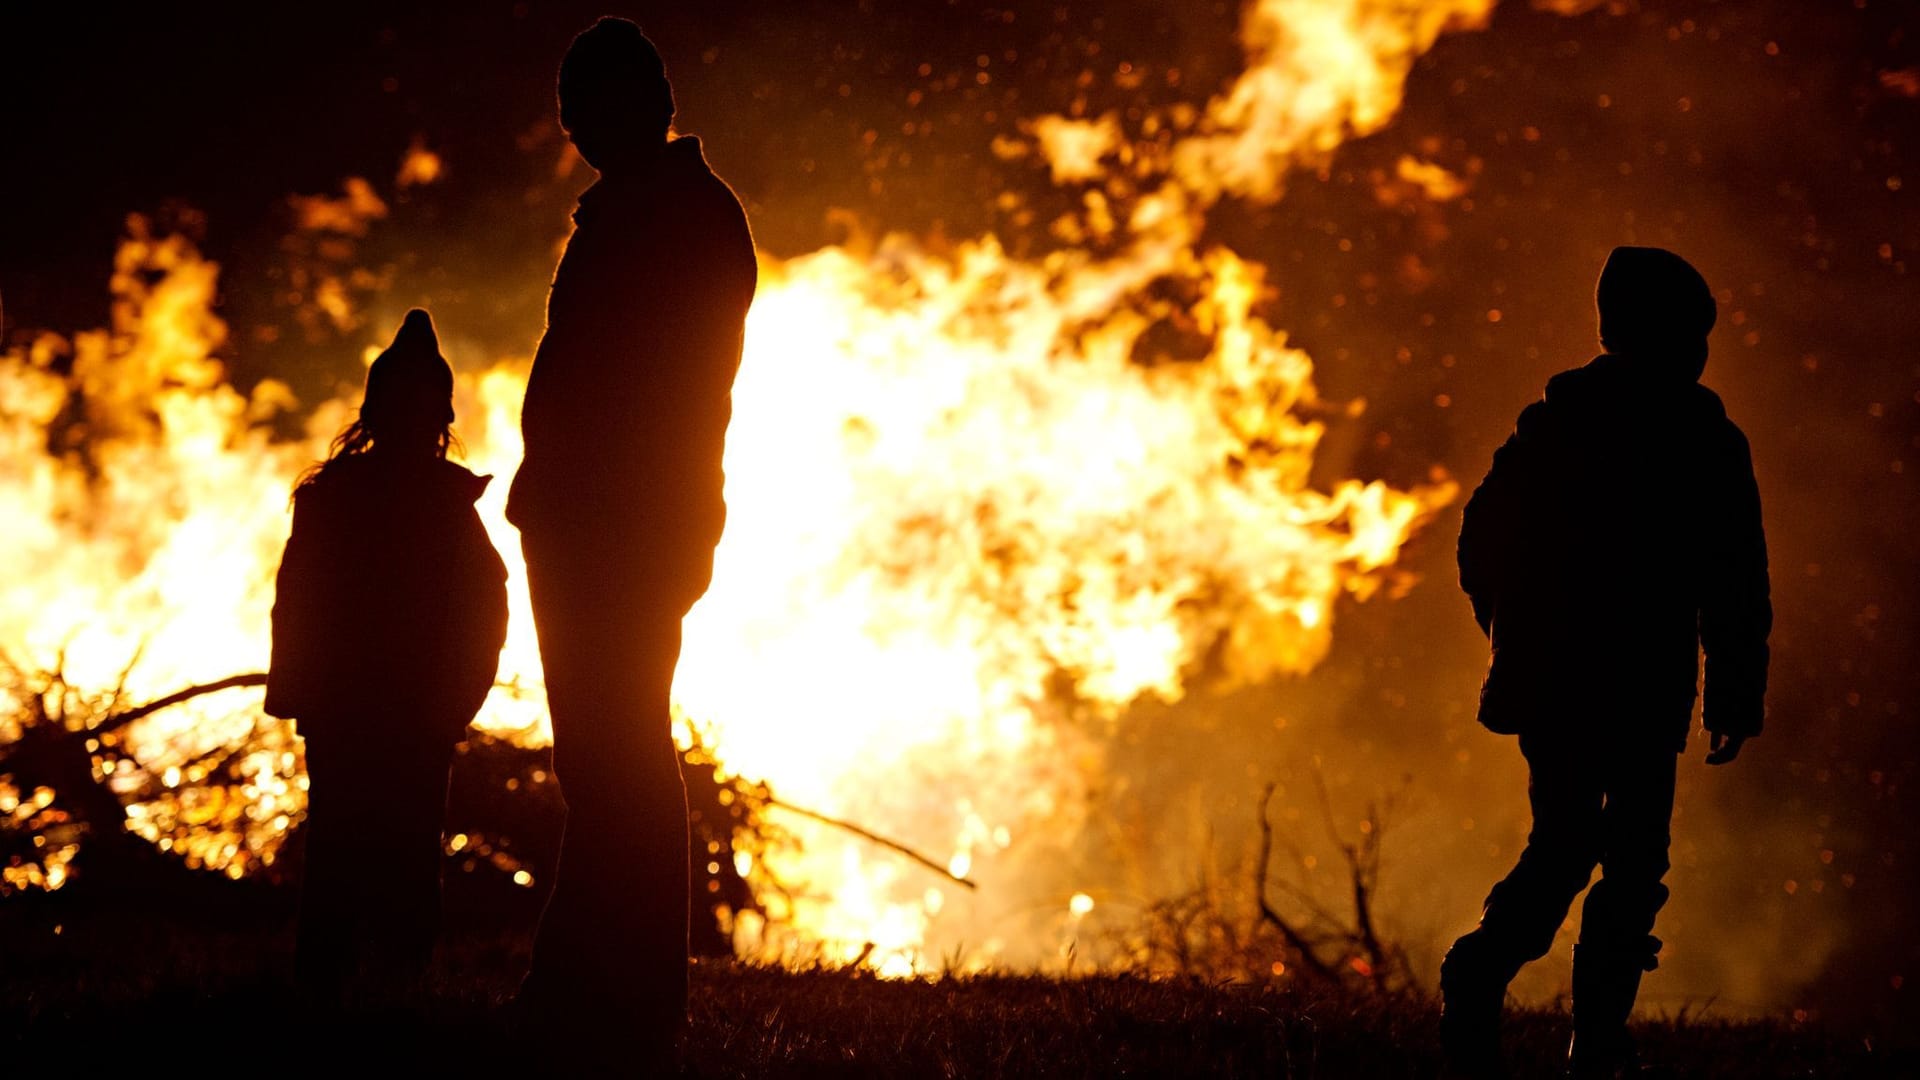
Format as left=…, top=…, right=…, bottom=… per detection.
left=363, top=309, right=454, bottom=429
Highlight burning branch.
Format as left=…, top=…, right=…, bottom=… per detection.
left=2, top=664, right=976, bottom=912
left=95, top=672, right=976, bottom=887
left=93, top=673, right=975, bottom=887
left=0, top=670, right=268, bottom=773
left=0, top=656, right=248, bottom=893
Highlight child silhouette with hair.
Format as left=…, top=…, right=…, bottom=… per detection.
left=266, top=309, right=509, bottom=1001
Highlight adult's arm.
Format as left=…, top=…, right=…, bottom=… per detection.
left=646, top=177, right=758, bottom=398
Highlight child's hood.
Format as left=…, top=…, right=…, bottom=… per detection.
left=431, top=458, right=494, bottom=505
left=1522, top=353, right=1729, bottom=443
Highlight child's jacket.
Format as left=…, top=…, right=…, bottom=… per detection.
left=1457, top=353, right=1771, bottom=749
left=266, top=454, right=509, bottom=743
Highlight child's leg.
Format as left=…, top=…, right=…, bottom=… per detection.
left=1443, top=731, right=1606, bottom=1074
left=372, top=732, right=453, bottom=985
left=1569, top=747, right=1678, bottom=1071
left=300, top=729, right=450, bottom=996
left=322, top=723, right=451, bottom=991
left=1581, top=748, right=1676, bottom=962
left=297, top=735, right=356, bottom=998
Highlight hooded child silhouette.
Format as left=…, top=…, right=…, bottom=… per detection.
left=1441, top=248, right=1771, bottom=1078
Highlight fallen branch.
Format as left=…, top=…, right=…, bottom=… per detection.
left=93, top=672, right=268, bottom=737
left=767, top=797, right=978, bottom=891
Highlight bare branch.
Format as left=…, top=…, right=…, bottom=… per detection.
left=92, top=672, right=267, bottom=737
left=1262, top=870, right=1350, bottom=934
left=1348, top=813, right=1389, bottom=990
left=766, top=797, right=978, bottom=891
left=1253, top=782, right=1336, bottom=981
left=107, top=641, right=149, bottom=717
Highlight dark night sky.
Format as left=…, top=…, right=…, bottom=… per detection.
left=3, top=0, right=1917, bottom=1029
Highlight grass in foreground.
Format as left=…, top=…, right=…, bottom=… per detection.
left=0, top=903, right=1906, bottom=1077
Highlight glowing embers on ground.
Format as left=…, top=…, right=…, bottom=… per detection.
left=1, top=223, right=318, bottom=881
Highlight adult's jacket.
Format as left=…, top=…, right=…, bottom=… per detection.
left=1458, top=353, right=1771, bottom=749
left=506, top=135, right=757, bottom=608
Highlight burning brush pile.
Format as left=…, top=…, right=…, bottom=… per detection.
left=0, top=0, right=1551, bottom=979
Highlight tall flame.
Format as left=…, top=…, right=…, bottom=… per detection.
left=0, top=0, right=1504, bottom=966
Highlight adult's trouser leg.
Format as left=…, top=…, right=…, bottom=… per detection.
left=523, top=543, right=691, bottom=1056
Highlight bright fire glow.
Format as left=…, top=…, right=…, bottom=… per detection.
left=0, top=0, right=1500, bottom=968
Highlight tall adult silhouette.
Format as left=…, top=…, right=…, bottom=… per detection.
left=505, top=17, right=756, bottom=1066
left=1440, top=247, right=1772, bottom=1079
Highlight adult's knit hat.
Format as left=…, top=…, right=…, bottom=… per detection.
left=558, top=17, right=673, bottom=133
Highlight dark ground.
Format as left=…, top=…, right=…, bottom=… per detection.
left=2, top=0, right=1916, bottom=1048
left=0, top=902, right=1904, bottom=1078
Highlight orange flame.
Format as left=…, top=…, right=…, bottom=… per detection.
left=0, top=0, right=1509, bottom=970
